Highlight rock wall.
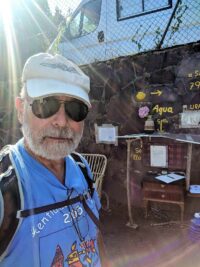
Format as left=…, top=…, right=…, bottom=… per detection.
left=78, top=42, right=200, bottom=207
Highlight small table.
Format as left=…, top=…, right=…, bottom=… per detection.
left=143, top=179, right=185, bottom=222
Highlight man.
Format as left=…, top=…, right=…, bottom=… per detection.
left=0, top=53, right=105, bottom=267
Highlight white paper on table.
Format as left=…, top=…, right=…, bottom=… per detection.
left=155, top=173, right=185, bottom=184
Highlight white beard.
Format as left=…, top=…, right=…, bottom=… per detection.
left=21, top=108, right=83, bottom=160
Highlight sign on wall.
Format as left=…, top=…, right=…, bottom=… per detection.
left=95, top=124, right=118, bottom=145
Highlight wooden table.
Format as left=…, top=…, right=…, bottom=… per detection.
left=118, top=133, right=200, bottom=227
left=143, top=180, right=185, bottom=222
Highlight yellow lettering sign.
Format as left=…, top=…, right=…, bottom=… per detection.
left=187, top=70, right=200, bottom=78
left=133, top=154, right=141, bottom=161
left=131, top=147, right=142, bottom=161
left=153, top=105, right=174, bottom=116
left=190, top=81, right=200, bottom=90
left=195, top=70, right=200, bottom=77
left=189, top=104, right=200, bottom=110
left=157, top=118, right=168, bottom=132
left=135, top=148, right=142, bottom=154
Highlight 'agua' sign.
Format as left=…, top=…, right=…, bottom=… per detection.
left=152, top=104, right=174, bottom=116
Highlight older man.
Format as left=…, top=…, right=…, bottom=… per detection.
left=0, top=53, right=105, bottom=267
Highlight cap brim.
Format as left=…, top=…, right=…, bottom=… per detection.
left=26, top=79, right=91, bottom=108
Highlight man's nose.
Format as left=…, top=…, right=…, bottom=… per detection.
left=52, top=104, right=69, bottom=127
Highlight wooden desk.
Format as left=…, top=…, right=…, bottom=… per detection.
left=143, top=180, right=185, bottom=222
left=122, top=134, right=200, bottom=227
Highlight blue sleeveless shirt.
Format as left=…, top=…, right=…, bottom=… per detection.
left=0, top=139, right=101, bottom=267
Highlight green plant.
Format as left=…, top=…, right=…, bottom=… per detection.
left=154, top=27, right=162, bottom=47
left=168, top=1, right=188, bottom=42
left=48, top=23, right=66, bottom=54
left=132, top=25, right=151, bottom=52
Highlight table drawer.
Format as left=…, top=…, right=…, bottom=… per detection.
left=143, top=190, right=184, bottom=201
left=143, top=181, right=183, bottom=193
left=142, top=180, right=185, bottom=222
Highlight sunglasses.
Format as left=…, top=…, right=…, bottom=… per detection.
left=30, top=97, right=89, bottom=122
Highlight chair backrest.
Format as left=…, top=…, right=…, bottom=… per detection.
left=81, top=153, right=107, bottom=197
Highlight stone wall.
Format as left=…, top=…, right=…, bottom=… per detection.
left=78, top=42, right=200, bottom=207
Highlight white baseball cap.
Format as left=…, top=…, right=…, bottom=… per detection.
left=22, top=53, right=91, bottom=107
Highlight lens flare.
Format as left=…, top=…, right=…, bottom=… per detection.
left=0, top=0, right=57, bottom=145
left=0, top=0, right=21, bottom=145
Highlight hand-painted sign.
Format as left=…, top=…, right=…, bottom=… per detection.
left=131, top=141, right=142, bottom=161
left=132, top=147, right=142, bottom=160
left=176, top=55, right=200, bottom=93
left=152, top=104, right=174, bottom=116
left=189, top=104, right=200, bottom=110
left=156, top=118, right=169, bottom=132
left=135, top=91, right=147, bottom=101
left=189, top=80, right=200, bottom=91
left=150, top=89, right=162, bottom=96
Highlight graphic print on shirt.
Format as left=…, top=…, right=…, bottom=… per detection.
left=66, top=240, right=97, bottom=266
left=66, top=241, right=85, bottom=267
left=39, top=223, right=99, bottom=267
left=51, top=245, right=64, bottom=267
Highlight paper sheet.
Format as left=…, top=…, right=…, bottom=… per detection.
left=155, top=173, right=185, bottom=184
left=98, top=127, right=116, bottom=142
left=190, top=185, right=200, bottom=194
left=150, top=145, right=168, bottom=167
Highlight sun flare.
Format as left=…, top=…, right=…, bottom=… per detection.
left=0, top=0, right=13, bottom=23
left=0, top=0, right=18, bottom=77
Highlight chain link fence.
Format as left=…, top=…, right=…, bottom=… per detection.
left=51, top=0, right=200, bottom=65
left=49, top=0, right=81, bottom=17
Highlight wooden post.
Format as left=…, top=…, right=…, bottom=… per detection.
left=126, top=138, right=139, bottom=229
left=186, top=143, right=193, bottom=191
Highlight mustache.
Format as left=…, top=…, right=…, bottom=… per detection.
left=40, top=127, right=74, bottom=139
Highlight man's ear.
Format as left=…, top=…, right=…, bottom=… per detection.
left=15, top=97, right=24, bottom=123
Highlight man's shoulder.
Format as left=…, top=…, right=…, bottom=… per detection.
left=0, top=145, right=13, bottom=172
left=0, top=140, right=30, bottom=180
left=0, top=140, right=23, bottom=156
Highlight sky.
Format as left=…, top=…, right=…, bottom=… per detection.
left=48, top=0, right=81, bottom=16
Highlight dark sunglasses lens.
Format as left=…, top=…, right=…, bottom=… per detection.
left=32, top=98, right=60, bottom=119
left=65, top=101, right=88, bottom=122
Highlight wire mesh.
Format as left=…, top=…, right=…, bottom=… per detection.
left=51, top=0, right=200, bottom=65
left=49, top=0, right=81, bottom=16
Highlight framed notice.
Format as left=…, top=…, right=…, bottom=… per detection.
left=180, top=111, right=200, bottom=128
left=95, top=124, right=118, bottom=145
left=150, top=145, right=168, bottom=167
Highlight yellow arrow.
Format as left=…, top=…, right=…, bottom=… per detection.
left=150, top=90, right=162, bottom=96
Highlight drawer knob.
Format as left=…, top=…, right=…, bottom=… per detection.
left=161, top=184, right=165, bottom=188
left=161, top=194, right=165, bottom=198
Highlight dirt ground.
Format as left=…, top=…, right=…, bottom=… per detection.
left=100, top=197, right=200, bottom=267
